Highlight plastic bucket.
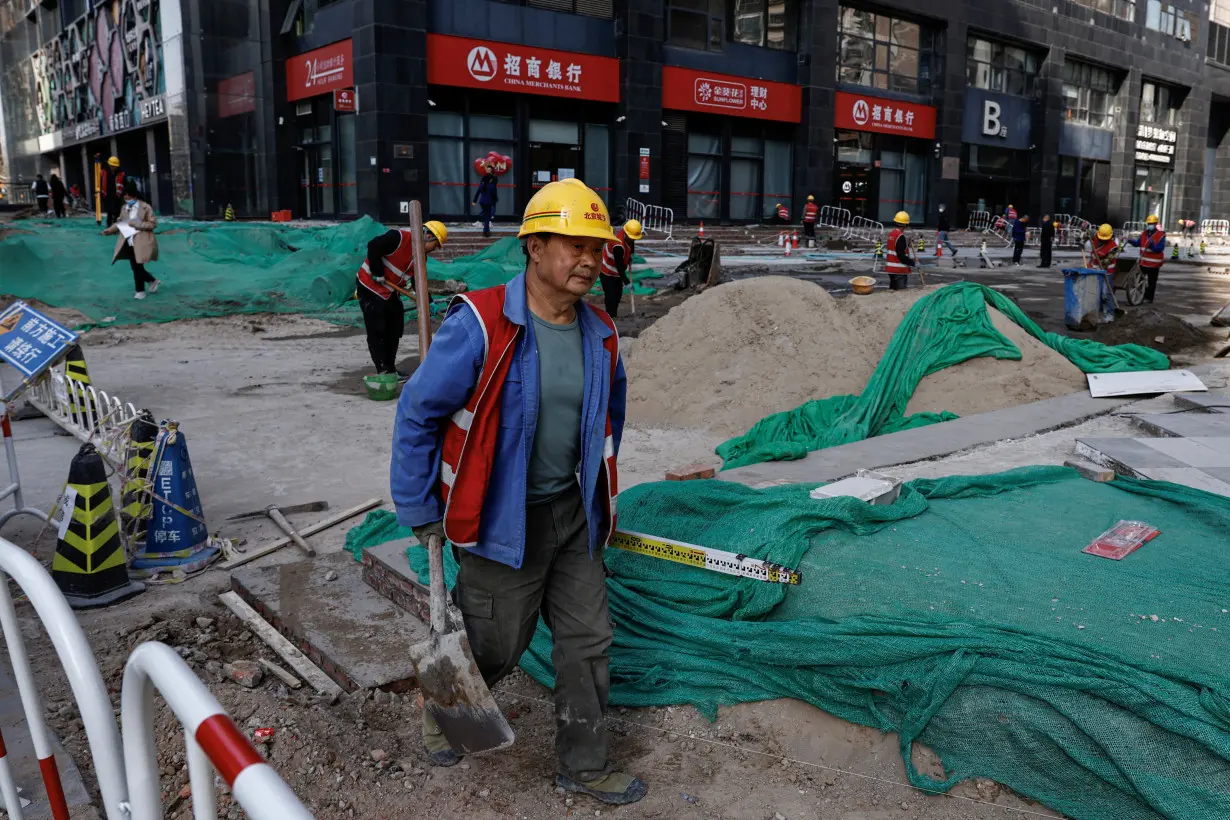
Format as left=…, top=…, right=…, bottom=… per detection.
left=363, top=374, right=401, bottom=401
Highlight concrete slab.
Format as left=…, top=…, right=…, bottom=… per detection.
left=1138, top=437, right=1230, bottom=468
left=1074, top=438, right=1190, bottom=473
left=1131, top=413, right=1230, bottom=438
left=720, top=391, right=1141, bottom=487
left=360, top=538, right=430, bottom=624
left=0, top=654, right=92, bottom=818
left=1144, top=468, right=1230, bottom=496
left=1173, top=391, right=1230, bottom=413
left=230, top=552, right=428, bottom=692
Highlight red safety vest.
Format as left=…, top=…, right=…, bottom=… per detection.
left=357, top=228, right=416, bottom=300
left=885, top=228, right=910, bottom=275
left=803, top=203, right=818, bottom=223
left=1138, top=229, right=1166, bottom=269
left=601, top=228, right=631, bottom=279
left=438, top=286, right=621, bottom=548
left=1092, top=238, right=1118, bottom=270
left=114, top=170, right=126, bottom=197
left=776, top=204, right=790, bottom=221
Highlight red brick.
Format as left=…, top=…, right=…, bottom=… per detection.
left=665, top=463, right=717, bottom=481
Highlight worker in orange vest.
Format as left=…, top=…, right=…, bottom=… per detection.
left=802, top=195, right=818, bottom=247
left=885, top=211, right=915, bottom=290
left=1125, top=214, right=1166, bottom=303
left=774, top=202, right=790, bottom=224
left=1089, top=224, right=1120, bottom=272
left=599, top=219, right=642, bottom=317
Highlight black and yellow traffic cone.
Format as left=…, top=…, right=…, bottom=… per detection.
left=224, top=203, right=235, bottom=221
left=52, top=443, right=145, bottom=609
left=119, top=410, right=158, bottom=548
left=64, top=344, right=96, bottom=420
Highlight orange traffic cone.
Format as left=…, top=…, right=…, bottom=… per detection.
left=698, top=221, right=705, bottom=239
left=936, top=233, right=943, bottom=259
left=791, top=231, right=799, bottom=249
left=784, top=239, right=792, bottom=257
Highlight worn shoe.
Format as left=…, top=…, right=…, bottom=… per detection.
left=556, top=771, right=648, bottom=805
left=148, top=279, right=161, bottom=293
left=422, top=713, right=463, bottom=767
left=134, top=291, right=146, bottom=300
left=395, top=369, right=411, bottom=382
left=952, top=248, right=959, bottom=257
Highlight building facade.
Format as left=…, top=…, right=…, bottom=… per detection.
left=2, top=0, right=1226, bottom=228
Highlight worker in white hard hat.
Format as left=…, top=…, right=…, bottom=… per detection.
left=392, top=179, right=644, bottom=806
left=885, top=210, right=915, bottom=290
left=599, top=218, right=643, bottom=317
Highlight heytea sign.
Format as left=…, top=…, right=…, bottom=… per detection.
left=1135, top=124, right=1177, bottom=164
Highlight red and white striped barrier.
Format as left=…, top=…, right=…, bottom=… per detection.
left=122, top=642, right=313, bottom=820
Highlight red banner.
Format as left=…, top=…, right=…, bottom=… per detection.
left=662, top=66, right=802, bottom=124
left=427, top=34, right=620, bottom=103
left=287, top=39, right=353, bottom=102
left=639, top=155, right=650, bottom=180
left=217, top=72, right=255, bottom=118
left=334, top=89, right=356, bottom=112
left=834, top=91, right=936, bottom=139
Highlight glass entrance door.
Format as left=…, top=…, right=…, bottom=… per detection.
left=529, top=142, right=583, bottom=190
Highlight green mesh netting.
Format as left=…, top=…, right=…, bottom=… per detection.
left=0, top=219, right=658, bottom=327
left=716, top=282, right=1170, bottom=470
left=347, top=467, right=1230, bottom=820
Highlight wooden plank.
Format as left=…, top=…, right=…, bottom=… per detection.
left=258, top=658, right=303, bottom=690
left=221, top=497, right=383, bottom=569
left=218, top=591, right=343, bottom=698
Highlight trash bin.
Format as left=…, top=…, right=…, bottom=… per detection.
left=1062, top=268, right=1114, bottom=331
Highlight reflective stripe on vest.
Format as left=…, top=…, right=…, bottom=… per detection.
left=357, top=229, right=416, bottom=299
left=776, top=206, right=789, bottom=220
left=601, top=229, right=630, bottom=278
left=885, top=228, right=910, bottom=275
left=438, top=288, right=622, bottom=548
left=1139, top=230, right=1166, bottom=268
left=803, top=203, right=818, bottom=223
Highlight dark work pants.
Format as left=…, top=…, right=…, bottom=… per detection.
left=1040, top=242, right=1052, bottom=268
left=1013, top=240, right=1025, bottom=264
left=453, top=484, right=612, bottom=780
left=599, top=274, right=623, bottom=318
left=36, top=197, right=49, bottom=214
left=480, top=204, right=494, bottom=236
left=357, top=283, right=404, bottom=373
left=1143, top=266, right=1160, bottom=303
left=117, top=242, right=156, bottom=291
left=803, top=222, right=816, bottom=238
left=105, top=197, right=121, bottom=227
left=888, top=273, right=908, bottom=290
left=53, top=196, right=65, bottom=218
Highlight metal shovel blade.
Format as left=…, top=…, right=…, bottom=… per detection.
left=408, top=626, right=515, bottom=755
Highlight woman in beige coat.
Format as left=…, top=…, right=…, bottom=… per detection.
left=103, top=180, right=161, bottom=300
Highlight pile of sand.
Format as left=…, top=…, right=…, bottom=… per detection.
left=625, top=277, right=1088, bottom=435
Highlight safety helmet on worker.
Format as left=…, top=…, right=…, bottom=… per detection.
left=1145, top=214, right=1159, bottom=226
left=423, top=220, right=448, bottom=247
left=107, top=156, right=120, bottom=168
left=807, top=194, right=815, bottom=202
left=622, top=219, right=644, bottom=242
left=518, top=179, right=617, bottom=242
left=1096, top=224, right=1114, bottom=241
left=893, top=211, right=910, bottom=226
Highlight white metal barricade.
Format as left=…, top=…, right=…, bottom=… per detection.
left=622, top=197, right=673, bottom=240
left=24, top=363, right=136, bottom=467
left=966, top=211, right=992, bottom=232
left=1201, top=219, right=1229, bottom=236
left=1121, top=221, right=1145, bottom=241
left=845, top=216, right=884, bottom=243
left=819, top=205, right=852, bottom=232
left=0, top=535, right=314, bottom=818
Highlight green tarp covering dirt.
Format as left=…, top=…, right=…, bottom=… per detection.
left=346, top=467, right=1230, bottom=820
left=716, top=282, right=1170, bottom=469
left=0, top=218, right=657, bottom=327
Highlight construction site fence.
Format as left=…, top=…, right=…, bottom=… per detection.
left=845, top=216, right=885, bottom=242
left=1121, top=221, right=1145, bottom=240
left=819, top=205, right=852, bottom=232
left=25, top=360, right=135, bottom=468
left=622, top=198, right=674, bottom=240
left=1201, top=219, right=1230, bottom=236
left=966, top=211, right=992, bottom=232
left=0, top=535, right=313, bottom=819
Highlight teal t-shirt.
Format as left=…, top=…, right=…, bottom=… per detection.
left=527, top=312, right=585, bottom=501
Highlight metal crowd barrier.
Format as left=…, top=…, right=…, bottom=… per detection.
left=967, top=211, right=992, bottom=232
left=819, top=205, right=852, bottom=232
left=1201, top=219, right=1229, bottom=236
left=25, top=365, right=135, bottom=467
left=622, top=198, right=674, bottom=240
left=0, top=535, right=313, bottom=819
left=845, top=216, right=884, bottom=243
left=1121, top=221, right=1145, bottom=241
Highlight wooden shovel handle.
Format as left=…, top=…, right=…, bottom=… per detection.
left=426, top=533, right=448, bottom=633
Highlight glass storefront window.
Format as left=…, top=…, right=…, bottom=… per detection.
left=528, top=119, right=578, bottom=144
left=584, top=124, right=611, bottom=205
left=730, top=158, right=761, bottom=221
left=687, top=132, right=722, bottom=219
left=1132, top=165, right=1172, bottom=225
left=338, top=115, right=357, bottom=214
left=763, top=140, right=792, bottom=219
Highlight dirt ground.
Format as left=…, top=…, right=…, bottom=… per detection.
left=3, top=271, right=1225, bottom=819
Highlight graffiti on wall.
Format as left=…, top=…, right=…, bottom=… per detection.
left=29, top=0, right=166, bottom=142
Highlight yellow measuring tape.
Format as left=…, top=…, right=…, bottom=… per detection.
left=610, top=530, right=802, bottom=586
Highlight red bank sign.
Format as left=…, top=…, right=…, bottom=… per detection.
left=287, top=39, right=353, bottom=102
left=217, top=72, right=255, bottom=118
left=834, top=91, right=936, bottom=139
left=662, top=66, right=802, bottom=123
left=427, top=34, right=620, bottom=103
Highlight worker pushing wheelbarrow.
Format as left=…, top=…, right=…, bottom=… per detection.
left=1087, top=223, right=1148, bottom=307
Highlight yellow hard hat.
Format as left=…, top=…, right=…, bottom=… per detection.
left=107, top=156, right=120, bottom=167
left=1097, top=224, right=1114, bottom=240
left=518, top=180, right=616, bottom=242
left=623, top=219, right=644, bottom=241
left=807, top=194, right=815, bottom=201
left=1145, top=214, right=1159, bottom=225
left=423, top=220, right=447, bottom=246
left=894, top=211, right=910, bottom=225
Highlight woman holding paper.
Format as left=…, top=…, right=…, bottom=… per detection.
left=104, top=181, right=161, bottom=300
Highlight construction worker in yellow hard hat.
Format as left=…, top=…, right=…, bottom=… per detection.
left=355, top=218, right=447, bottom=380
left=392, top=178, right=645, bottom=806
left=775, top=201, right=790, bottom=224
left=1125, top=213, right=1166, bottom=302
left=600, top=218, right=642, bottom=317
left=1090, top=223, right=1120, bottom=272
left=803, top=195, right=819, bottom=246
left=98, top=155, right=126, bottom=226
left=886, top=211, right=915, bottom=290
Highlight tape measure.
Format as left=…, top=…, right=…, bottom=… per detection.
left=610, top=530, right=802, bottom=586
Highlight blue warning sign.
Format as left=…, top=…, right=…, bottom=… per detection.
left=0, top=301, right=79, bottom=396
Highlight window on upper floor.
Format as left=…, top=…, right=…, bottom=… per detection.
left=525, top=0, right=615, bottom=17
left=732, top=0, right=798, bottom=51
left=1071, top=0, right=1137, bottom=22
left=966, top=36, right=1040, bottom=97
left=1140, top=81, right=1179, bottom=125
left=1146, top=1, right=1193, bottom=41
left=1212, top=23, right=1230, bottom=67
left=1062, top=60, right=1118, bottom=129
left=837, top=6, right=935, bottom=95
left=669, top=0, right=726, bottom=51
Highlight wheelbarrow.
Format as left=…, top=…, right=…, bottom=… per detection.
left=1108, top=257, right=1148, bottom=306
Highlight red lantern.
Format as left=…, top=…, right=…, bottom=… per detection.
left=474, top=152, right=512, bottom=176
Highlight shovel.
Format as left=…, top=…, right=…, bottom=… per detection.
left=407, top=534, right=515, bottom=754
